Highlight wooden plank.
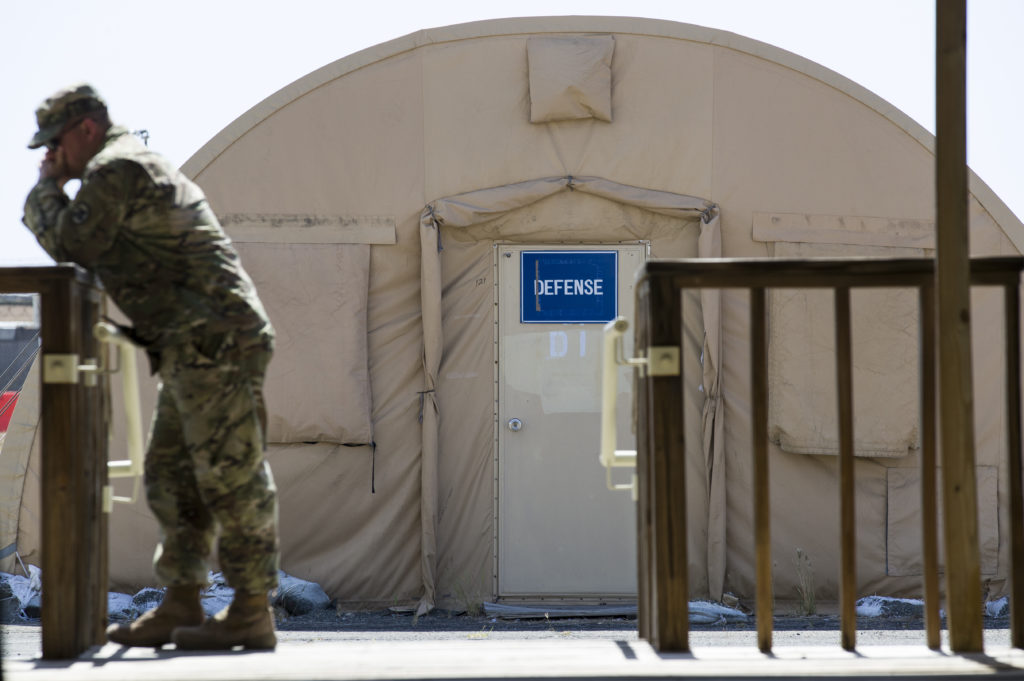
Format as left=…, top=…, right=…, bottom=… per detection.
left=639, top=256, right=1024, bottom=290
left=835, top=287, right=856, bottom=652
left=1005, top=281, right=1024, bottom=649
left=69, top=278, right=92, bottom=653
left=648, top=276, right=688, bottom=652
left=635, top=279, right=653, bottom=643
left=40, top=276, right=82, bottom=659
left=935, top=0, right=983, bottom=653
left=0, top=265, right=95, bottom=294
left=80, top=286, right=107, bottom=647
left=750, top=288, right=772, bottom=654
left=919, top=284, right=941, bottom=650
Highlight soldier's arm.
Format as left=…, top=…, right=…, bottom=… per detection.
left=22, top=161, right=133, bottom=266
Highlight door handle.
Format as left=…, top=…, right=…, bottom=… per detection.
left=507, top=418, right=523, bottom=432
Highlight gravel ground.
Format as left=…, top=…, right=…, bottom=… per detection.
left=273, top=606, right=1012, bottom=635
left=269, top=607, right=1014, bottom=648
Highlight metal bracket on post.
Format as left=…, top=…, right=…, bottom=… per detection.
left=42, top=354, right=101, bottom=386
left=647, top=346, right=680, bottom=377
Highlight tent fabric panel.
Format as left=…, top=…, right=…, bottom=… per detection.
left=767, top=241, right=929, bottom=458
left=968, top=285, right=1008, bottom=469
left=721, top=230, right=1017, bottom=603
left=753, top=212, right=936, bottom=250
left=236, top=243, right=373, bottom=446
left=192, top=48, right=427, bottom=218
left=886, top=466, right=999, bottom=577
left=421, top=34, right=714, bottom=202
left=271, top=442, right=423, bottom=605
left=714, top=33, right=1021, bottom=602
left=721, top=436, right=899, bottom=602
left=711, top=45, right=935, bottom=240
left=527, top=35, right=614, bottom=123
left=221, top=214, right=397, bottom=245
left=434, top=239, right=506, bottom=608
left=0, top=359, right=40, bottom=574
left=422, top=36, right=556, bottom=199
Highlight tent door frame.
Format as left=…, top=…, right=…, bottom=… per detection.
left=492, top=240, right=648, bottom=601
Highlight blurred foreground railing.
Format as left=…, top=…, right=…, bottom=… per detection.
left=633, top=256, right=1024, bottom=654
left=0, top=265, right=107, bottom=659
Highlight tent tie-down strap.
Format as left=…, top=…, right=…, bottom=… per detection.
left=425, top=205, right=443, bottom=253
left=417, top=389, right=435, bottom=424
left=341, top=441, right=377, bottom=494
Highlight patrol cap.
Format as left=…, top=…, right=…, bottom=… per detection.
left=28, top=83, right=107, bottom=149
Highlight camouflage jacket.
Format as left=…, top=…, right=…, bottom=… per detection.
left=23, top=126, right=272, bottom=360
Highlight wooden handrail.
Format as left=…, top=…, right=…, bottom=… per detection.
left=634, top=255, right=1024, bottom=654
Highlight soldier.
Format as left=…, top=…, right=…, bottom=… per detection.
left=23, top=84, right=280, bottom=650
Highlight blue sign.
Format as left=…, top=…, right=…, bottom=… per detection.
left=521, top=250, right=617, bottom=323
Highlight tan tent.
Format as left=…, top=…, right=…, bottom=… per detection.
left=2, top=16, right=1022, bottom=613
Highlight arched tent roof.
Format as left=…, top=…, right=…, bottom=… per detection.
left=182, top=15, right=1021, bottom=250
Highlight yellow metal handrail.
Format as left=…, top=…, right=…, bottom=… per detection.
left=599, top=316, right=642, bottom=497
left=93, top=322, right=144, bottom=510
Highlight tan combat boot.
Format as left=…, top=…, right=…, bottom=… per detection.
left=106, top=584, right=205, bottom=648
left=171, top=590, right=276, bottom=650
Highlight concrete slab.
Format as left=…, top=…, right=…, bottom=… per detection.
left=5, top=638, right=1024, bottom=681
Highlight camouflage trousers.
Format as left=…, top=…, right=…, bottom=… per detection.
left=145, top=331, right=279, bottom=593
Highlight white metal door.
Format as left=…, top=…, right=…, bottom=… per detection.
left=496, top=243, right=645, bottom=597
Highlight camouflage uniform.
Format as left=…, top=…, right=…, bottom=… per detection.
left=23, top=86, right=279, bottom=594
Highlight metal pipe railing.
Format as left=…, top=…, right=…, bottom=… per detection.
left=93, top=321, right=144, bottom=509
left=600, top=316, right=651, bottom=498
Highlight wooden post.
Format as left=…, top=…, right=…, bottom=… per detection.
left=935, top=0, right=984, bottom=652
left=750, top=288, right=772, bottom=653
left=835, top=287, right=857, bottom=651
left=39, top=274, right=84, bottom=658
left=79, top=284, right=107, bottom=647
left=919, top=284, right=941, bottom=650
left=0, top=266, right=107, bottom=659
left=644, top=275, right=688, bottom=652
left=1005, top=281, right=1024, bottom=649
left=635, top=279, right=654, bottom=643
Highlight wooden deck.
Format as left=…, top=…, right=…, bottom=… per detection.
left=6, top=638, right=1024, bottom=680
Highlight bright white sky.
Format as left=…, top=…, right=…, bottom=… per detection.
left=2, top=0, right=1021, bottom=264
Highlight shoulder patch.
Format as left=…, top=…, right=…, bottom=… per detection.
left=70, top=202, right=91, bottom=225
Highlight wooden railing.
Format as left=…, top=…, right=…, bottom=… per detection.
left=633, top=255, right=1024, bottom=654
left=0, top=265, right=107, bottom=659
